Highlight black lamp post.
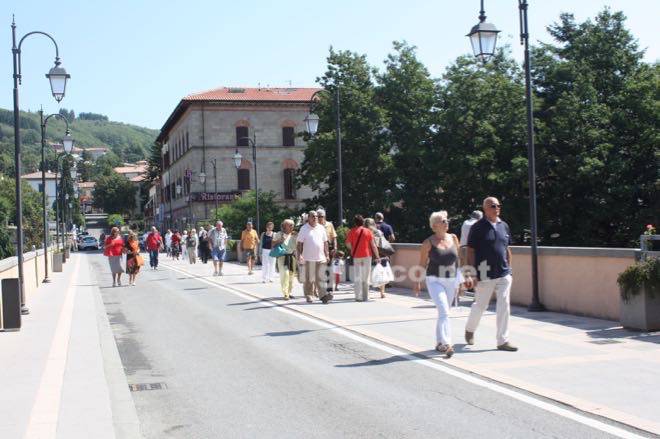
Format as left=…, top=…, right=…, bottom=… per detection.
left=54, top=153, right=68, bottom=252
left=304, top=88, right=343, bottom=226
left=235, top=134, right=260, bottom=233
left=175, top=183, right=182, bottom=229
left=467, top=0, right=544, bottom=312
left=11, top=17, right=70, bottom=314
left=202, top=159, right=219, bottom=219
left=40, top=109, right=74, bottom=282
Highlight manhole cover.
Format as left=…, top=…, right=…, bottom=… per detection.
left=588, top=339, right=623, bottom=345
left=129, top=382, right=167, bottom=392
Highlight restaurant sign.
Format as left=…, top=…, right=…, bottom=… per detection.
left=191, top=192, right=241, bottom=203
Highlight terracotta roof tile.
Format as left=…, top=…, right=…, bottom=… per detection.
left=22, top=171, right=58, bottom=179
left=184, top=87, right=321, bottom=103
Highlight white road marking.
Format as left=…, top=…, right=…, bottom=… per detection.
left=24, top=256, right=80, bottom=439
left=161, top=263, right=649, bottom=439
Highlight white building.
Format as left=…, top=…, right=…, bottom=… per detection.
left=22, top=171, right=58, bottom=207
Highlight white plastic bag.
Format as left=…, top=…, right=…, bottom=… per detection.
left=371, top=260, right=394, bottom=286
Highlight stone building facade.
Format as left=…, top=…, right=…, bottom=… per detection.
left=156, top=87, right=320, bottom=230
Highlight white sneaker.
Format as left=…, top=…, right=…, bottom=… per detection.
left=219, top=271, right=223, bottom=276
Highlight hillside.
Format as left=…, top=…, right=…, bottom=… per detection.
left=0, top=108, right=158, bottom=176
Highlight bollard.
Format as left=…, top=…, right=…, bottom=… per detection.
left=52, top=252, right=63, bottom=272
left=1, top=278, right=22, bottom=331
left=33, top=245, right=38, bottom=287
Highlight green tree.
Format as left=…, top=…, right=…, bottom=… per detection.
left=93, top=172, right=137, bottom=215
left=93, top=152, right=123, bottom=177
left=212, top=190, right=294, bottom=237
left=0, top=176, right=45, bottom=251
left=376, top=41, right=439, bottom=241
left=532, top=9, right=659, bottom=246
left=298, top=48, right=392, bottom=223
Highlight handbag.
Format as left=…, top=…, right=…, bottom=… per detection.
left=270, top=243, right=287, bottom=258
left=347, top=229, right=365, bottom=266
left=378, top=236, right=396, bottom=257
left=135, top=254, right=144, bottom=267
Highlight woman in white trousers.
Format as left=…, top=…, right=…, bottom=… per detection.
left=260, top=221, right=276, bottom=282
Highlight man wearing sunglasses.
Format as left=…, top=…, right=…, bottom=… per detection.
left=464, top=197, right=517, bottom=352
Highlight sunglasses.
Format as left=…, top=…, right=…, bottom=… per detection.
left=490, top=204, right=501, bottom=209
left=440, top=219, right=449, bottom=225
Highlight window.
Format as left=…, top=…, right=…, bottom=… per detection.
left=282, top=127, right=295, bottom=147
left=283, top=169, right=296, bottom=200
left=236, top=126, right=249, bottom=146
left=38, top=183, right=44, bottom=193
left=237, top=169, right=250, bottom=190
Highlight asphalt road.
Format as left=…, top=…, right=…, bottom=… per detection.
left=87, top=252, right=625, bottom=439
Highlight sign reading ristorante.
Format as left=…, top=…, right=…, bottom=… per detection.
left=190, top=192, right=241, bottom=202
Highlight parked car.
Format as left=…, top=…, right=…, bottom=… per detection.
left=79, top=236, right=100, bottom=251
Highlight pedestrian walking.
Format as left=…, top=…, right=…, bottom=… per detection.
left=332, top=251, right=345, bottom=291
left=272, top=219, right=297, bottom=300
left=260, top=221, right=276, bottom=283
left=187, top=228, right=199, bottom=264
left=198, top=226, right=210, bottom=264
left=125, top=232, right=143, bottom=286
left=171, top=230, right=181, bottom=260
left=104, top=227, right=125, bottom=287
left=208, top=221, right=228, bottom=276
left=464, top=197, right=518, bottom=352
left=317, top=208, right=337, bottom=293
left=146, top=226, right=163, bottom=269
left=240, top=222, right=259, bottom=275
left=365, top=217, right=393, bottom=299
left=345, top=215, right=380, bottom=302
left=414, top=211, right=462, bottom=358
left=297, top=211, right=332, bottom=304
left=164, top=229, right=173, bottom=257
left=181, top=230, right=189, bottom=259
left=375, top=212, right=396, bottom=242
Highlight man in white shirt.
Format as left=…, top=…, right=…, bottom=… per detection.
left=297, top=210, right=332, bottom=304
left=164, top=229, right=173, bottom=257
left=208, top=221, right=228, bottom=276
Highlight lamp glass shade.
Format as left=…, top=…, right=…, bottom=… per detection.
left=62, top=132, right=74, bottom=153
left=467, top=21, right=500, bottom=61
left=233, top=150, right=242, bottom=169
left=304, top=113, right=320, bottom=135
left=45, top=65, right=70, bottom=103
left=198, top=172, right=206, bottom=184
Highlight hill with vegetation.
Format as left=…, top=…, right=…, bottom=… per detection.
left=0, top=107, right=158, bottom=176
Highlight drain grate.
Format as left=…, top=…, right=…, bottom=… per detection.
left=129, top=382, right=167, bottom=392
left=588, top=339, right=623, bottom=345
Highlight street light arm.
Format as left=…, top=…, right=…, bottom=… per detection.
left=43, top=113, right=70, bottom=131
left=15, top=30, right=62, bottom=82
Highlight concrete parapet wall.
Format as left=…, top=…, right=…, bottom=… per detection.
left=0, top=247, right=56, bottom=305
left=390, top=244, right=637, bottom=320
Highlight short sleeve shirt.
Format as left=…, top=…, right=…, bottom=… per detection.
left=209, top=228, right=228, bottom=250
left=376, top=222, right=394, bottom=241
left=460, top=218, right=478, bottom=247
left=296, top=223, right=328, bottom=262
left=467, top=217, right=512, bottom=280
left=240, top=229, right=259, bottom=250
left=146, top=232, right=161, bottom=251
left=323, top=221, right=337, bottom=242
left=346, top=226, right=374, bottom=258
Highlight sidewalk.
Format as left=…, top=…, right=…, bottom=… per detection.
left=0, top=253, right=141, bottom=439
left=162, top=258, right=660, bottom=437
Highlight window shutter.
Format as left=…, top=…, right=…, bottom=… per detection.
left=238, top=169, right=250, bottom=190
left=282, top=127, right=295, bottom=147
left=283, top=169, right=296, bottom=200
left=236, top=126, right=249, bottom=146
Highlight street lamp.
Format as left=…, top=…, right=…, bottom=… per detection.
left=175, top=183, right=182, bottom=229
left=235, top=135, right=260, bottom=233
left=207, top=159, right=219, bottom=219
left=11, top=17, right=70, bottom=315
left=40, top=109, right=74, bottom=283
left=467, top=0, right=544, bottom=312
left=305, top=88, right=343, bottom=226
left=54, top=153, right=69, bottom=252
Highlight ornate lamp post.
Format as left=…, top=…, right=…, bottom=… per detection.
left=11, top=17, right=70, bottom=314
left=175, top=183, right=182, bottom=229
left=304, top=88, right=343, bottom=226
left=203, top=158, right=219, bottom=219
left=467, top=0, right=544, bottom=312
left=234, top=135, right=260, bottom=233
left=40, top=109, right=74, bottom=282
left=54, top=153, right=69, bottom=252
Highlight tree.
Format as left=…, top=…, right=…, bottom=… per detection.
left=145, top=142, right=162, bottom=183
left=0, top=176, right=45, bottom=251
left=298, top=48, right=392, bottom=223
left=93, top=172, right=137, bottom=215
left=532, top=9, right=659, bottom=246
left=431, top=51, right=530, bottom=242
left=93, top=152, right=123, bottom=177
left=376, top=41, right=439, bottom=241
left=212, top=190, right=294, bottom=237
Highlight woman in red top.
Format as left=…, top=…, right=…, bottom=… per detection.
left=171, top=230, right=181, bottom=260
left=104, top=227, right=125, bottom=287
left=345, top=215, right=380, bottom=302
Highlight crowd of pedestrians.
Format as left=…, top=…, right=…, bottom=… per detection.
left=103, top=195, right=518, bottom=358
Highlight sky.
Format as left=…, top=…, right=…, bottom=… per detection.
left=2, top=0, right=658, bottom=130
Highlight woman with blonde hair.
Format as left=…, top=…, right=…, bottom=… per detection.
left=413, top=211, right=463, bottom=358
left=125, top=232, right=143, bottom=286
left=272, top=218, right=297, bottom=300
left=104, top=227, right=125, bottom=287
left=187, top=228, right=199, bottom=264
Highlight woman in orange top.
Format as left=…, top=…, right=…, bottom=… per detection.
left=104, top=227, right=125, bottom=287
left=125, top=232, right=142, bottom=286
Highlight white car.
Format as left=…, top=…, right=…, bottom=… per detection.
left=79, top=236, right=100, bottom=251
